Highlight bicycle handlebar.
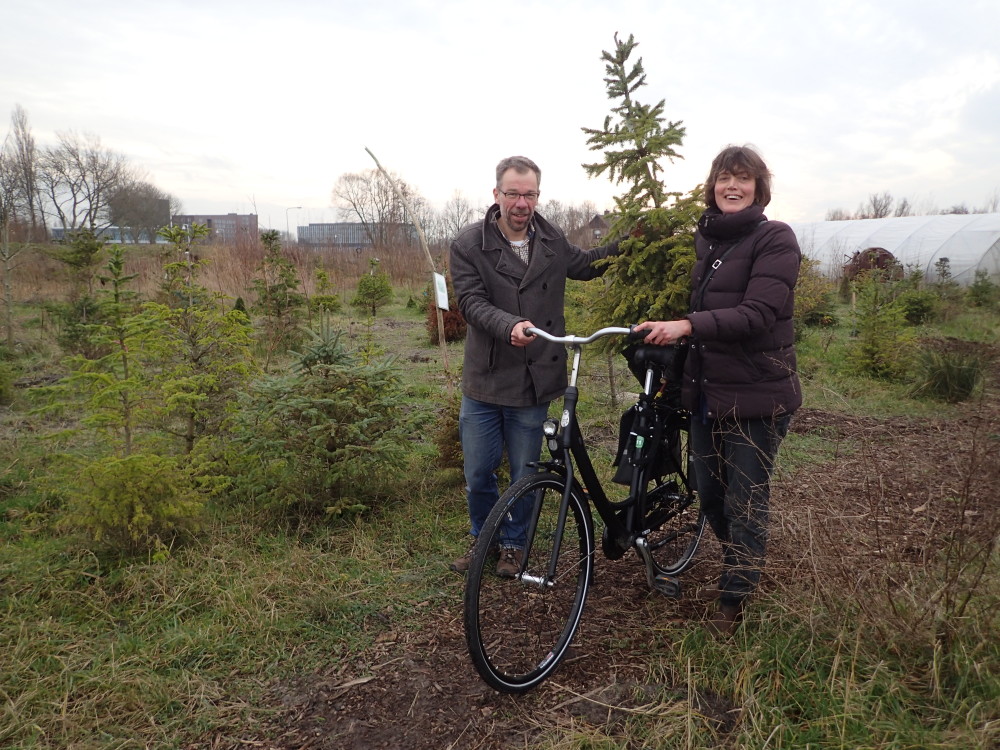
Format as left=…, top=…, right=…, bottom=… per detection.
left=525, top=325, right=648, bottom=346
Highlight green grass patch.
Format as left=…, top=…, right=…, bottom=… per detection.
left=0, top=486, right=468, bottom=748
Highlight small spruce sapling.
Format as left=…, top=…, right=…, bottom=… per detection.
left=252, top=229, right=307, bottom=363
left=351, top=257, right=393, bottom=317
left=311, top=268, right=342, bottom=314
left=138, top=233, right=259, bottom=453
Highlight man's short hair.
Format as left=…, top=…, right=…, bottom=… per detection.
left=495, top=156, right=541, bottom=188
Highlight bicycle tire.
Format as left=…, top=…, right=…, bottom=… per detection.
left=463, top=472, right=593, bottom=694
left=643, top=482, right=705, bottom=576
left=641, top=427, right=705, bottom=576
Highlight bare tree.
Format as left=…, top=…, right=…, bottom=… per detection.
left=7, top=105, right=44, bottom=241
left=0, top=134, right=28, bottom=347
left=563, top=200, right=597, bottom=236
left=539, top=198, right=568, bottom=231
left=0, top=132, right=14, bottom=226
left=331, top=169, right=422, bottom=249
left=441, top=190, right=477, bottom=240
left=409, top=197, right=439, bottom=251
left=826, top=193, right=968, bottom=221
left=110, top=179, right=175, bottom=243
left=332, top=172, right=374, bottom=240
left=539, top=198, right=599, bottom=238
left=976, top=188, right=999, bottom=214
left=913, top=196, right=941, bottom=217
left=38, top=131, right=135, bottom=232
left=857, top=191, right=894, bottom=219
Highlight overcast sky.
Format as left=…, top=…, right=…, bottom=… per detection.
left=3, top=0, right=999, bottom=232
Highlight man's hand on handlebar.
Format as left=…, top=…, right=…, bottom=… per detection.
left=511, top=320, right=538, bottom=347
left=634, top=319, right=693, bottom=346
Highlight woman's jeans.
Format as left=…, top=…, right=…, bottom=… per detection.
left=689, top=414, right=792, bottom=605
left=459, top=396, right=549, bottom=548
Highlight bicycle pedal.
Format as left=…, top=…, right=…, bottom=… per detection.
left=652, top=574, right=682, bottom=599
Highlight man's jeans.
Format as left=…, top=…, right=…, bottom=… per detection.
left=689, top=414, right=791, bottom=605
left=459, top=396, right=549, bottom=548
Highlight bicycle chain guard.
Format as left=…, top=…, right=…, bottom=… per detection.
left=600, top=521, right=630, bottom=560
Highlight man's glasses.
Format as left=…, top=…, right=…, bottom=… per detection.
left=498, top=190, right=540, bottom=203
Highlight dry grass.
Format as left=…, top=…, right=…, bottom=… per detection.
left=6, top=238, right=448, bottom=308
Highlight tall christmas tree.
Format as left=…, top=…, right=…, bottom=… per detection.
left=581, top=33, right=701, bottom=329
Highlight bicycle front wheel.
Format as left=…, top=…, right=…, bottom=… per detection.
left=463, top=472, right=593, bottom=694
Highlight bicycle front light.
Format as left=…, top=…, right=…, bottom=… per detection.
left=543, top=417, right=560, bottom=452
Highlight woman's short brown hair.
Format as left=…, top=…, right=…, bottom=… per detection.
left=704, top=145, right=772, bottom=210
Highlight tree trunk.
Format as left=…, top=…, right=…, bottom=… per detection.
left=2, top=219, right=13, bottom=349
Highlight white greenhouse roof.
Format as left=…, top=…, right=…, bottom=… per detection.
left=787, top=213, right=1000, bottom=283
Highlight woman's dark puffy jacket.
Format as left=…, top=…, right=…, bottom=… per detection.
left=683, top=219, right=802, bottom=420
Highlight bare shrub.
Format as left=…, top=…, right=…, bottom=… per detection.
left=772, top=399, right=1000, bottom=655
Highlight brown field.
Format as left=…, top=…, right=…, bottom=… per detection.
left=9, top=238, right=447, bottom=306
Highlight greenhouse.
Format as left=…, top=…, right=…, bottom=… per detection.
left=787, top=213, right=1000, bottom=284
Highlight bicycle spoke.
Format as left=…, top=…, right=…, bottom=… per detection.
left=644, top=483, right=705, bottom=577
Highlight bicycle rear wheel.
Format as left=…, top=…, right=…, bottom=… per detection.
left=463, top=472, right=593, bottom=694
left=643, top=480, right=705, bottom=576
left=641, top=422, right=705, bottom=577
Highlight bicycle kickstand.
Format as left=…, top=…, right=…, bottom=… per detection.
left=633, top=536, right=682, bottom=599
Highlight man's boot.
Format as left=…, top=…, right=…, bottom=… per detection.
left=705, top=599, right=744, bottom=637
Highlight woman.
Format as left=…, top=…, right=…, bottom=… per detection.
left=637, top=144, right=801, bottom=636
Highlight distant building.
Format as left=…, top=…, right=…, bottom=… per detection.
left=563, top=212, right=613, bottom=248
left=297, top=221, right=418, bottom=248
left=171, top=213, right=258, bottom=242
left=298, top=222, right=368, bottom=246
left=586, top=213, right=611, bottom=244
left=48, top=226, right=165, bottom=244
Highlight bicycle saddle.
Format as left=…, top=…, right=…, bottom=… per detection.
left=622, top=341, right=688, bottom=392
left=628, top=345, right=680, bottom=369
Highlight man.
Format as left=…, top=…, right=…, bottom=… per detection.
left=448, top=155, right=620, bottom=576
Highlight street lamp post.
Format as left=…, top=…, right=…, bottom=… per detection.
left=285, top=206, right=302, bottom=243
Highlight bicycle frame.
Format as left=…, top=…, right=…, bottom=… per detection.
left=527, top=326, right=693, bottom=594
left=462, top=326, right=705, bottom=694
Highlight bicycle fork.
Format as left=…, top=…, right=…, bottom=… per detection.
left=517, top=347, right=597, bottom=590
left=512, top=486, right=552, bottom=589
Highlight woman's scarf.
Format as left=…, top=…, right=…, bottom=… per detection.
left=697, top=204, right=766, bottom=241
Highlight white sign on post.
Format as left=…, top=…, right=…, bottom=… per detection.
left=434, top=272, right=449, bottom=310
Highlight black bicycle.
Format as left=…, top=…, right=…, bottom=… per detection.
left=463, top=325, right=706, bottom=694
